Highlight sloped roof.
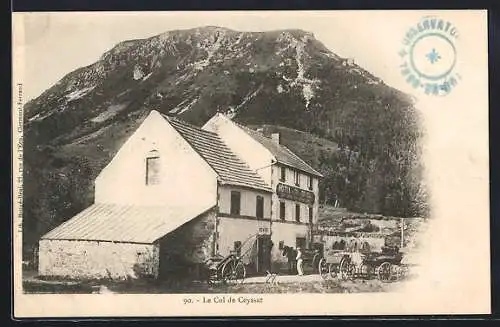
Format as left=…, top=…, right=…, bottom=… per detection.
left=41, top=203, right=215, bottom=244
left=164, top=115, right=272, bottom=192
left=237, top=123, right=323, bottom=177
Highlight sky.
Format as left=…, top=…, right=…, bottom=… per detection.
left=15, top=10, right=441, bottom=101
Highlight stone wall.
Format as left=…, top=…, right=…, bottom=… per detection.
left=158, top=209, right=216, bottom=279
left=38, top=239, right=159, bottom=280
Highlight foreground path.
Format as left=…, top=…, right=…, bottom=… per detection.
left=242, top=274, right=323, bottom=284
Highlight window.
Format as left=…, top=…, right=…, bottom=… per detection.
left=146, top=156, right=160, bottom=185
left=295, top=203, right=300, bottom=222
left=294, top=171, right=300, bottom=186
left=230, top=191, right=241, bottom=215
left=278, top=241, right=285, bottom=250
left=308, top=206, right=313, bottom=224
left=280, top=167, right=286, bottom=182
left=256, top=195, right=264, bottom=219
left=308, top=176, right=313, bottom=190
left=279, top=201, right=286, bottom=220
left=234, top=241, right=242, bottom=256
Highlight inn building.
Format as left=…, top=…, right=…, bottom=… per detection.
left=203, top=113, right=323, bottom=265
left=38, top=110, right=322, bottom=280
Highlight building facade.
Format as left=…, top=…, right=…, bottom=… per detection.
left=38, top=110, right=322, bottom=280
left=203, top=113, right=323, bottom=267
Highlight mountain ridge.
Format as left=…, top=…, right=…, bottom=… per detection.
left=22, top=26, right=427, bottom=259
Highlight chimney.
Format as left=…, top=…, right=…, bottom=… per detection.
left=271, top=133, right=280, bottom=145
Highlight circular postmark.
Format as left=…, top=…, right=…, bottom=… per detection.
left=399, top=16, right=461, bottom=96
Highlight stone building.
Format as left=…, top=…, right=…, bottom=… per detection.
left=38, top=110, right=322, bottom=280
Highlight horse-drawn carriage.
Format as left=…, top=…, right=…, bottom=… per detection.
left=317, top=245, right=407, bottom=282
left=203, top=252, right=246, bottom=285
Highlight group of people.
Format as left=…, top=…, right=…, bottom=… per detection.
left=331, top=239, right=372, bottom=253
left=281, top=245, right=304, bottom=276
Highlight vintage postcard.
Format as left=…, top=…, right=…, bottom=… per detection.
left=12, top=10, right=489, bottom=317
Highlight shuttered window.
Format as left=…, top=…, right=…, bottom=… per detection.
left=256, top=195, right=264, bottom=219
left=280, top=167, right=286, bottom=182
left=230, top=191, right=241, bottom=215
left=279, top=201, right=286, bottom=220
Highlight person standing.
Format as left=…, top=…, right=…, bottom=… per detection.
left=296, top=247, right=304, bottom=276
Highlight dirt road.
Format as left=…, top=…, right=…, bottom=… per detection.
left=23, top=270, right=404, bottom=294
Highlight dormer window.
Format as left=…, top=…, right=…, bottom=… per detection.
left=146, top=150, right=160, bottom=185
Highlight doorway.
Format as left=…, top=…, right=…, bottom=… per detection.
left=296, top=237, right=306, bottom=249
left=256, top=235, right=272, bottom=274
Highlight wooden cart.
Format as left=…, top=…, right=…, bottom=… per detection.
left=317, top=249, right=351, bottom=280
left=317, top=246, right=406, bottom=282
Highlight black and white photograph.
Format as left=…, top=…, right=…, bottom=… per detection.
left=12, top=11, right=489, bottom=316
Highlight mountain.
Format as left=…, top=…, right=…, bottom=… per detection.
left=22, top=26, right=428, bottom=259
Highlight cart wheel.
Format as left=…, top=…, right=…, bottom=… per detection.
left=328, top=263, right=339, bottom=279
left=222, top=260, right=246, bottom=285
left=377, top=262, right=394, bottom=283
left=318, top=258, right=329, bottom=279
left=339, top=257, right=354, bottom=280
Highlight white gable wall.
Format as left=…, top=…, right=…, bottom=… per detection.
left=95, top=110, right=218, bottom=208
left=203, top=113, right=274, bottom=186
